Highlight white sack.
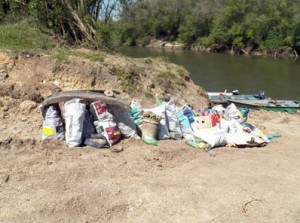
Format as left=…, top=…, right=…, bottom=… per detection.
left=42, top=104, right=65, bottom=141
left=193, top=127, right=226, bottom=148
left=165, top=100, right=182, bottom=139
left=225, top=133, right=266, bottom=147
left=64, top=99, right=86, bottom=147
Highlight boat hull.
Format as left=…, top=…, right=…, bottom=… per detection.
left=226, top=99, right=300, bottom=113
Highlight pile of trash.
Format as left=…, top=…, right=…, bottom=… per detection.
left=40, top=95, right=270, bottom=150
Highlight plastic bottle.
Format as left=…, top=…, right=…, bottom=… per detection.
left=185, top=140, right=207, bottom=150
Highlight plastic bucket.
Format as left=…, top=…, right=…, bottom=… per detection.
left=142, top=118, right=159, bottom=139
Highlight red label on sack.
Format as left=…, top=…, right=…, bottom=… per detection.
left=93, top=102, right=107, bottom=115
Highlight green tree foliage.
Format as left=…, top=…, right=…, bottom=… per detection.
left=0, top=0, right=135, bottom=49
left=1, top=0, right=299, bottom=52
left=117, top=0, right=300, bottom=53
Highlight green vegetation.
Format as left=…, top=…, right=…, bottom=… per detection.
left=0, top=20, right=53, bottom=50
left=118, top=0, right=300, bottom=54
left=111, top=66, right=140, bottom=93
left=158, top=71, right=175, bottom=78
left=0, top=0, right=299, bottom=55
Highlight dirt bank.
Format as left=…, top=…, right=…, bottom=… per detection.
left=0, top=50, right=300, bottom=223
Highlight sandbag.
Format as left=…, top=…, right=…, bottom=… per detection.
left=41, top=104, right=65, bottom=141
left=64, top=99, right=86, bottom=147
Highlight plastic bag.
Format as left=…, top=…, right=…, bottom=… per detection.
left=242, top=123, right=269, bottom=142
left=165, top=100, right=182, bottom=139
left=212, top=104, right=226, bottom=116
left=41, top=104, right=65, bottom=141
left=110, top=105, right=139, bottom=139
left=193, top=127, right=226, bottom=148
left=131, top=99, right=143, bottom=128
left=225, top=132, right=266, bottom=147
left=142, top=134, right=158, bottom=146
left=64, top=99, right=86, bottom=147
left=225, top=103, right=245, bottom=124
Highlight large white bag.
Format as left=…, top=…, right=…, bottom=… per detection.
left=225, top=132, right=266, bottom=147
left=193, top=127, right=226, bottom=148
left=42, top=104, right=65, bottom=141
left=225, top=103, right=245, bottom=123
left=165, top=100, right=182, bottom=139
left=64, top=99, right=86, bottom=147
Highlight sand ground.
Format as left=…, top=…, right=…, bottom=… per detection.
left=1, top=110, right=300, bottom=223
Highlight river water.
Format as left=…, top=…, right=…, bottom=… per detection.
left=120, top=47, right=300, bottom=100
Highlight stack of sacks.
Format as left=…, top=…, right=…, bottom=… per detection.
left=89, top=101, right=121, bottom=147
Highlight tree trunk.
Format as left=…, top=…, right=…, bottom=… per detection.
left=61, top=0, right=98, bottom=47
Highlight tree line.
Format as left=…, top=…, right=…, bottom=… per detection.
left=118, top=0, right=300, bottom=54
left=1, top=0, right=300, bottom=54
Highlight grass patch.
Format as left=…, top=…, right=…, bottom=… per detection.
left=158, top=71, right=175, bottom=78
left=111, top=66, right=139, bottom=93
left=0, top=20, right=54, bottom=50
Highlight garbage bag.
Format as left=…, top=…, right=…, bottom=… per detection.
left=82, top=110, right=96, bottom=141
left=193, top=127, right=226, bottom=148
left=212, top=104, right=226, bottom=116
left=41, top=104, right=65, bottom=141
left=165, top=100, right=182, bottom=139
left=64, top=99, right=86, bottom=147
left=242, top=123, right=269, bottom=142
left=110, top=105, right=139, bottom=139
left=225, top=132, right=267, bottom=147
left=94, top=119, right=121, bottom=147
left=177, top=111, right=194, bottom=140
left=225, top=103, right=245, bottom=124
left=90, top=101, right=113, bottom=121
left=131, top=99, right=143, bottom=128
